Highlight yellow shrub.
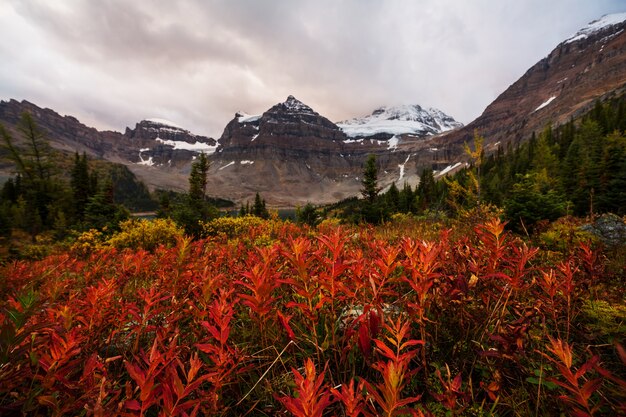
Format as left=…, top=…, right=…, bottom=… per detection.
left=201, top=215, right=265, bottom=239
left=106, top=218, right=184, bottom=251
left=317, top=217, right=342, bottom=232
left=69, top=228, right=106, bottom=256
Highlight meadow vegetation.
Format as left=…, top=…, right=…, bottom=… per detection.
left=1, top=211, right=625, bottom=416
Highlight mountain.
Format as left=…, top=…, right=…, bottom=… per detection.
left=205, top=96, right=463, bottom=205
left=0, top=99, right=214, bottom=192
left=124, top=119, right=217, bottom=168
left=423, top=13, right=626, bottom=158
left=208, top=96, right=357, bottom=205
left=337, top=105, right=463, bottom=140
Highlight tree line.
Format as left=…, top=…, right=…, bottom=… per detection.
left=331, top=96, right=626, bottom=228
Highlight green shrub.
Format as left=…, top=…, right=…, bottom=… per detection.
left=537, top=216, right=598, bottom=254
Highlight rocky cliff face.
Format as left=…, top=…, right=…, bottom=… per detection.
left=0, top=99, right=121, bottom=158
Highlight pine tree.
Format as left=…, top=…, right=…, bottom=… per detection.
left=70, top=152, right=92, bottom=222
left=531, top=127, right=559, bottom=176
left=84, top=181, right=128, bottom=231
left=252, top=192, right=269, bottom=219
left=385, top=182, right=400, bottom=213
left=417, top=168, right=436, bottom=212
left=361, top=154, right=380, bottom=203
left=504, top=172, right=566, bottom=232
left=172, top=152, right=216, bottom=236
left=189, top=153, right=209, bottom=202
left=296, top=203, right=318, bottom=226
left=398, top=183, right=414, bottom=213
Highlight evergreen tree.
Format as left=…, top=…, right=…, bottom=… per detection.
left=296, top=203, right=318, bottom=226
left=531, top=127, right=559, bottom=176
left=70, top=152, right=92, bottom=222
left=385, top=182, right=400, bottom=212
left=505, top=172, right=566, bottom=232
left=398, top=183, right=414, bottom=213
left=252, top=192, right=269, bottom=219
left=361, top=154, right=380, bottom=203
left=1, top=176, right=20, bottom=203
left=172, top=153, right=217, bottom=236
left=189, top=153, right=209, bottom=202
left=83, top=181, right=129, bottom=231
left=417, top=168, right=436, bottom=212
left=358, top=154, right=387, bottom=223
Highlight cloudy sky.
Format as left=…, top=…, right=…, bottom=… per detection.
left=1, top=1, right=624, bottom=138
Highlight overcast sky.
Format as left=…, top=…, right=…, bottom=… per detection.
left=1, top=0, right=624, bottom=138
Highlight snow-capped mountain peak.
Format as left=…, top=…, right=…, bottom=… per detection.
left=337, top=104, right=463, bottom=139
left=565, top=12, right=626, bottom=44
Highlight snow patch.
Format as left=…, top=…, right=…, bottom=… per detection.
left=237, top=113, right=261, bottom=123
left=387, top=136, right=399, bottom=151
left=436, top=162, right=463, bottom=177
left=398, top=155, right=411, bottom=182
left=344, top=138, right=364, bottom=144
left=251, top=133, right=259, bottom=141
left=137, top=153, right=154, bottom=167
left=240, top=160, right=254, bottom=165
left=155, top=138, right=218, bottom=154
left=145, top=118, right=184, bottom=129
left=533, top=96, right=557, bottom=112
left=565, top=13, right=626, bottom=44
left=219, top=161, right=235, bottom=170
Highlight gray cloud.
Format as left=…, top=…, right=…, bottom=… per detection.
left=1, top=0, right=623, bottom=138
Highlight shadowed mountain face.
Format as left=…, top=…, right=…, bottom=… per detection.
left=1, top=15, right=625, bottom=206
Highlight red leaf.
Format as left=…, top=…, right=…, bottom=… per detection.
left=358, top=323, right=371, bottom=357
left=124, top=399, right=142, bottom=411
left=277, top=310, right=296, bottom=340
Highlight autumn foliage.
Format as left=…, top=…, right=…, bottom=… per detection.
left=1, top=216, right=624, bottom=416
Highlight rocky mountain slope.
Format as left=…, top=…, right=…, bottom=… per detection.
left=422, top=13, right=626, bottom=157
